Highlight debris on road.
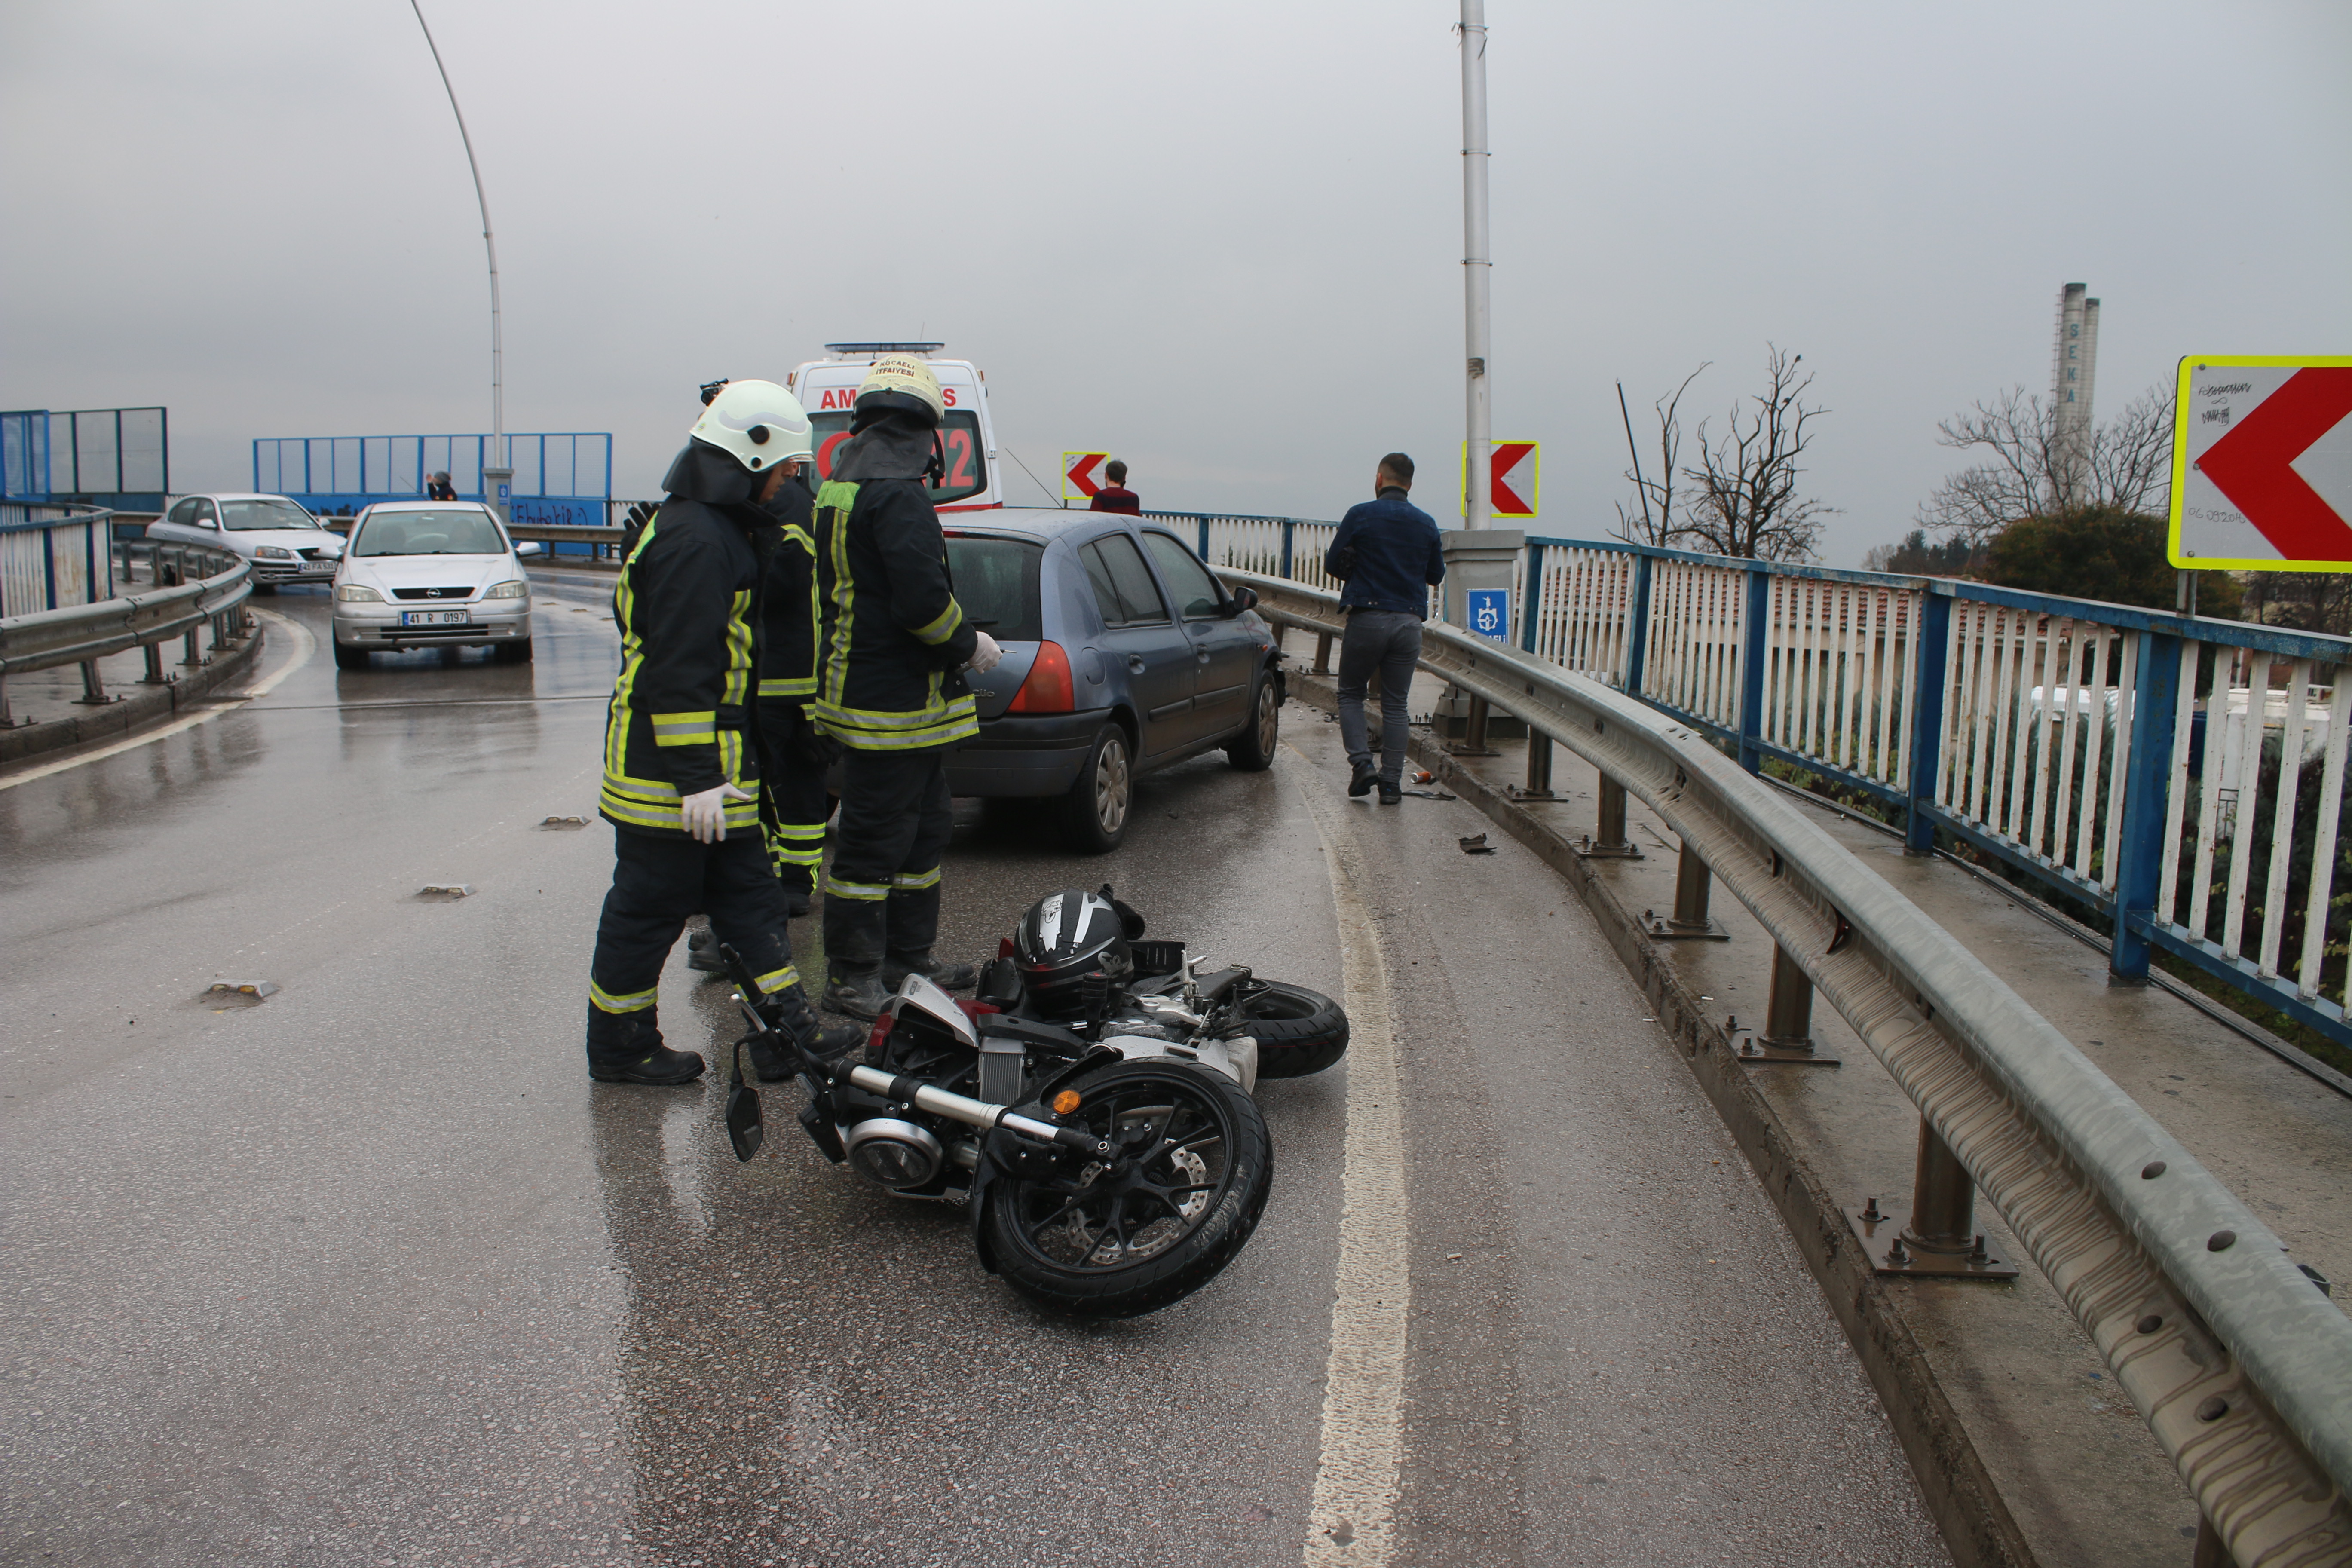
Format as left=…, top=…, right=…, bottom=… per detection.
left=1458, top=833, right=1496, bottom=855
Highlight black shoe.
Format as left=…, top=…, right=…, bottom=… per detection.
left=589, top=1044, right=707, bottom=1085
left=822, top=968, right=893, bottom=1020
left=685, top=928, right=726, bottom=974
left=747, top=1021, right=865, bottom=1081
left=883, top=953, right=978, bottom=991
left=1348, top=761, right=1378, bottom=797
left=1378, top=781, right=1402, bottom=805
left=785, top=891, right=812, bottom=919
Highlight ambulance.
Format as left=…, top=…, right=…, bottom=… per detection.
left=785, top=342, right=1001, bottom=511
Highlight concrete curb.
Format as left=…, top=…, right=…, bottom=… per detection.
left=1287, top=673, right=2038, bottom=1568
left=0, top=626, right=266, bottom=767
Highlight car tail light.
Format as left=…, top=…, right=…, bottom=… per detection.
left=1006, top=640, right=1074, bottom=714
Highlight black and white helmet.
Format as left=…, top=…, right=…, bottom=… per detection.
left=1013, top=886, right=1139, bottom=1022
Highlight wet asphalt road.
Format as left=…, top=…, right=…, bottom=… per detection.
left=0, top=580, right=1948, bottom=1567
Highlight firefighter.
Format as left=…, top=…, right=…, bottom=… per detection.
left=813, top=355, right=1002, bottom=1018
left=755, top=455, right=830, bottom=916
left=585, top=380, right=862, bottom=1084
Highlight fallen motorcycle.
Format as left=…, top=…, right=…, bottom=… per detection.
left=715, top=887, right=1348, bottom=1318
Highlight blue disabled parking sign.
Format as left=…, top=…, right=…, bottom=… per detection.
left=1467, top=588, right=1509, bottom=641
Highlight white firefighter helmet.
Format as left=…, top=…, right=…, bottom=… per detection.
left=854, top=355, right=946, bottom=428
left=688, top=379, right=814, bottom=472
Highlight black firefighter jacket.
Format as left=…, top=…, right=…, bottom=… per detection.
left=758, top=476, right=818, bottom=704
left=598, top=443, right=779, bottom=837
left=812, top=416, right=981, bottom=752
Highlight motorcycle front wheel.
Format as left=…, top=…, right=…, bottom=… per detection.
left=983, top=1060, right=1272, bottom=1319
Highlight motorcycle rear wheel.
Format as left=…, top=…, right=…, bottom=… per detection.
left=1221, top=978, right=1350, bottom=1078
left=983, top=1060, right=1271, bottom=1318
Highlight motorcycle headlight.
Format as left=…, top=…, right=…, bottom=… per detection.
left=335, top=583, right=383, bottom=602
left=485, top=579, right=529, bottom=599
left=843, top=1119, right=943, bottom=1189
left=254, top=545, right=294, bottom=559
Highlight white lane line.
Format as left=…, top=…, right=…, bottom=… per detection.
left=0, top=610, right=313, bottom=791
left=1291, top=744, right=1410, bottom=1567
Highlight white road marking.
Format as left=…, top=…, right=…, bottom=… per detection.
left=1292, top=746, right=1410, bottom=1567
left=0, top=609, right=312, bottom=791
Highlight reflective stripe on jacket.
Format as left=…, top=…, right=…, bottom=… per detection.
left=811, top=477, right=981, bottom=752
left=598, top=502, right=765, bottom=836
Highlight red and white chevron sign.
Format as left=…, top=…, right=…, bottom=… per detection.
left=2171, top=357, right=2352, bottom=571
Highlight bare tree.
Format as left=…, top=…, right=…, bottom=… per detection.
left=1678, top=345, right=1834, bottom=561
left=1918, top=382, right=2176, bottom=541
left=1609, top=366, right=1706, bottom=549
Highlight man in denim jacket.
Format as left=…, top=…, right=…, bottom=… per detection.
left=1323, top=453, right=1446, bottom=803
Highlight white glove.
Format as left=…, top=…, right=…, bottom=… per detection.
left=680, top=782, right=753, bottom=843
left=966, top=630, right=1004, bottom=674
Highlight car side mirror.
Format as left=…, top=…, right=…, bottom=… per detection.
left=514, top=541, right=543, bottom=558
left=1223, top=585, right=1258, bottom=616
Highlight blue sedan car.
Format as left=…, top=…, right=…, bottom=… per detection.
left=940, top=510, right=1284, bottom=851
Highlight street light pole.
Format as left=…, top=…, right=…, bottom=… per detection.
left=1460, top=0, right=1491, bottom=531
left=407, top=0, right=507, bottom=513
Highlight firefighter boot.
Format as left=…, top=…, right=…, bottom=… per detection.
left=746, top=983, right=864, bottom=1082
left=882, top=952, right=979, bottom=991
left=586, top=1003, right=706, bottom=1085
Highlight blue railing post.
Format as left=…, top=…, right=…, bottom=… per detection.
left=1738, top=567, right=1771, bottom=773
left=1624, top=554, right=1653, bottom=691
left=1197, top=515, right=1210, bottom=559
left=2110, top=631, right=2184, bottom=981
left=1905, top=590, right=1953, bottom=852
left=1280, top=518, right=1295, bottom=580
left=1521, top=542, right=1544, bottom=653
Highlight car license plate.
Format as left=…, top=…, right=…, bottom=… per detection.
left=399, top=609, right=471, bottom=627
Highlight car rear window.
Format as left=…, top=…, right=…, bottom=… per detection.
left=944, top=535, right=1043, bottom=643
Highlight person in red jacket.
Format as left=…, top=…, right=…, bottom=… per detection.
left=1087, top=459, right=1139, bottom=514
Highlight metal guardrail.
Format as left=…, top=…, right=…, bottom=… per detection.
left=0, top=541, right=252, bottom=726
left=1185, top=518, right=2352, bottom=1061
left=1225, top=568, right=2352, bottom=1568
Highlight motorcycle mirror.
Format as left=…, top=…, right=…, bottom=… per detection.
left=725, top=1037, right=765, bottom=1162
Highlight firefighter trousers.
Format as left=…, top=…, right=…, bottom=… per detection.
left=758, top=698, right=833, bottom=899
left=822, top=747, right=952, bottom=975
left=586, top=827, right=800, bottom=1066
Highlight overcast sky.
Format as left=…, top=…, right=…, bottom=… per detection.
left=4, top=0, right=2347, bottom=563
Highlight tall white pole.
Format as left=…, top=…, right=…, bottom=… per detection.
left=408, top=0, right=503, bottom=456
left=1460, top=0, right=1492, bottom=530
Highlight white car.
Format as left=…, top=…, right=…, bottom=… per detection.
left=145, top=493, right=343, bottom=590
left=330, top=502, right=541, bottom=669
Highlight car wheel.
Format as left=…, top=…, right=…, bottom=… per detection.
left=1057, top=723, right=1133, bottom=854
left=332, top=639, right=370, bottom=671
left=252, top=582, right=278, bottom=596
left=1226, top=675, right=1280, bottom=772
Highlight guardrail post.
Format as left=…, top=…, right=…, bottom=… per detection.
left=0, top=677, right=14, bottom=728
left=1451, top=694, right=1497, bottom=757
left=1574, top=775, right=1643, bottom=860
left=182, top=626, right=206, bottom=667
left=75, top=660, right=121, bottom=705
left=142, top=643, right=168, bottom=684
left=1313, top=631, right=1333, bottom=676
left=1729, top=943, right=1839, bottom=1064
left=1512, top=731, right=1556, bottom=800
left=1905, top=591, right=1952, bottom=854
left=1848, top=1121, right=2017, bottom=1280
left=2110, top=630, right=2184, bottom=983
left=1624, top=554, right=1653, bottom=692
left=1739, top=568, right=1770, bottom=773
left=1643, top=841, right=1727, bottom=940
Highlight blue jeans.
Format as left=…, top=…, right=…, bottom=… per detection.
left=1336, top=609, right=1421, bottom=785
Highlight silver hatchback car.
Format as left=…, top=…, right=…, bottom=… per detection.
left=330, top=502, right=542, bottom=668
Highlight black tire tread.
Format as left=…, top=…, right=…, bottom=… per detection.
left=1221, top=978, right=1349, bottom=1078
